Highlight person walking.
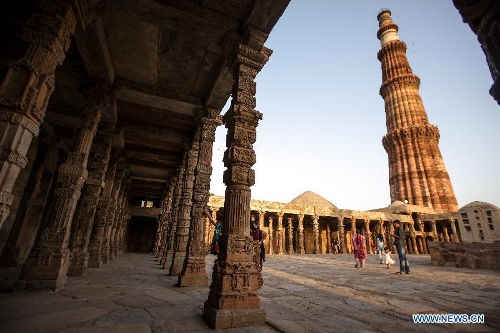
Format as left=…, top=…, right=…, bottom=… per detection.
left=383, top=246, right=395, bottom=269
left=391, top=220, right=411, bottom=274
left=351, top=229, right=367, bottom=268
left=376, top=233, right=384, bottom=264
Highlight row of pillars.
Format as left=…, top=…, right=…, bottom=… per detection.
left=0, top=1, right=271, bottom=328
left=0, top=0, right=132, bottom=291
left=149, top=27, right=273, bottom=329
left=201, top=211, right=460, bottom=256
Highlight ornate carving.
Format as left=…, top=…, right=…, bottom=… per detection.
left=230, top=263, right=251, bottom=292
left=0, top=110, right=40, bottom=136
left=0, top=191, right=14, bottom=206
left=227, top=235, right=253, bottom=255
left=0, top=149, right=28, bottom=169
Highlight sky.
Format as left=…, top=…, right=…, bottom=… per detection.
left=209, top=1, right=500, bottom=211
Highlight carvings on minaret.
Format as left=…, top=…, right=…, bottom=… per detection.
left=377, top=10, right=459, bottom=213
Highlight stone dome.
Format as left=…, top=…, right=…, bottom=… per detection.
left=289, top=191, right=337, bottom=209
left=459, top=201, right=500, bottom=210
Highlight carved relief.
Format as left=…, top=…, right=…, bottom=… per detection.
left=230, top=263, right=251, bottom=293
left=0, top=149, right=28, bottom=169
left=227, top=234, right=253, bottom=255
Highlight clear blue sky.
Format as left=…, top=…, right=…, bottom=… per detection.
left=210, top=1, right=500, bottom=211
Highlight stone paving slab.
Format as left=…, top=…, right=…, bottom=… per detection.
left=0, top=253, right=499, bottom=333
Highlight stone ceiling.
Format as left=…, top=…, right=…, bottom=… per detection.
left=3, top=0, right=290, bottom=202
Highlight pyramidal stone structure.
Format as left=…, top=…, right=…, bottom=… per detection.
left=376, top=9, right=459, bottom=213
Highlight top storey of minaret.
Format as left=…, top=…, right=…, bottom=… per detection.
left=377, top=9, right=400, bottom=46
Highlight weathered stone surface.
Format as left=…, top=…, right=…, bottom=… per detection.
left=4, top=252, right=499, bottom=333
left=428, top=241, right=500, bottom=270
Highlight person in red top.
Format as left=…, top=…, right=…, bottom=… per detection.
left=351, top=229, right=367, bottom=269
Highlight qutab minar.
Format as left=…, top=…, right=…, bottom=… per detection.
left=376, top=9, right=459, bottom=213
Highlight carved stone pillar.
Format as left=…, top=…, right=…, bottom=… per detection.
left=364, top=220, right=373, bottom=254
left=154, top=194, right=168, bottom=257
left=203, top=27, right=271, bottom=329
left=449, top=218, right=458, bottom=242
left=267, top=216, right=274, bottom=255
left=102, top=159, right=125, bottom=264
left=67, top=124, right=113, bottom=276
left=287, top=217, right=294, bottom=254
left=297, top=213, right=305, bottom=254
left=378, top=219, right=386, bottom=245
left=178, top=108, right=221, bottom=287
left=312, top=214, right=319, bottom=254
left=15, top=92, right=102, bottom=291
left=0, top=143, right=59, bottom=266
left=158, top=181, right=175, bottom=264
left=443, top=226, right=450, bottom=242
left=430, top=220, right=438, bottom=242
left=170, top=147, right=198, bottom=276
left=88, top=154, right=117, bottom=268
left=338, top=216, right=345, bottom=254
left=421, top=236, right=428, bottom=253
left=258, top=210, right=265, bottom=229
left=326, top=223, right=332, bottom=253
left=154, top=205, right=166, bottom=258
left=113, top=183, right=129, bottom=257
left=0, top=1, right=82, bottom=228
left=277, top=212, right=284, bottom=254
left=163, top=163, right=185, bottom=269
left=409, top=223, right=419, bottom=255
left=115, top=189, right=130, bottom=256
left=388, top=221, right=396, bottom=253
left=109, top=180, right=129, bottom=259
left=350, top=217, right=356, bottom=253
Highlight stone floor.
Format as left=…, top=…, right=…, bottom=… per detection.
left=0, top=253, right=499, bottom=333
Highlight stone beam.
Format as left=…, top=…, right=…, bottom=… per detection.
left=123, top=128, right=187, bottom=152
left=116, top=87, right=197, bottom=117
left=74, top=15, right=114, bottom=85
left=125, top=150, right=180, bottom=166
left=123, top=122, right=188, bottom=144
left=128, top=164, right=171, bottom=181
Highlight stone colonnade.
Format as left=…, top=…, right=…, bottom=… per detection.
left=200, top=201, right=461, bottom=257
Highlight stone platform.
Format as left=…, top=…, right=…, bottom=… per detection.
left=0, top=253, right=499, bottom=333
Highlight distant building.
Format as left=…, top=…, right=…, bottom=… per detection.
left=457, top=202, right=500, bottom=243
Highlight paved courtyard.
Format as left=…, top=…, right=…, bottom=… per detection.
left=0, top=252, right=499, bottom=333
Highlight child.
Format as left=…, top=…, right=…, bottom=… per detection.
left=383, top=247, right=395, bottom=269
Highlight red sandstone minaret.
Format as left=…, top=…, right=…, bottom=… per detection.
left=376, top=9, right=459, bottom=213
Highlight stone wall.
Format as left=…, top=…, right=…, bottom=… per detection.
left=428, top=241, right=500, bottom=270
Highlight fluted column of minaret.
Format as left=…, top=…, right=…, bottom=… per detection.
left=377, top=9, right=459, bottom=213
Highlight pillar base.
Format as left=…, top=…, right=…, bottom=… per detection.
left=87, top=256, right=102, bottom=268
left=102, top=253, right=109, bottom=264
left=66, top=264, right=86, bottom=277
left=162, top=250, right=174, bottom=270
left=169, top=253, right=186, bottom=276
left=13, top=275, right=67, bottom=292
left=203, top=301, right=266, bottom=329
left=177, top=273, right=208, bottom=287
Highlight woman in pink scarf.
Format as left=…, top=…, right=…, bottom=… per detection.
left=352, top=229, right=367, bottom=268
